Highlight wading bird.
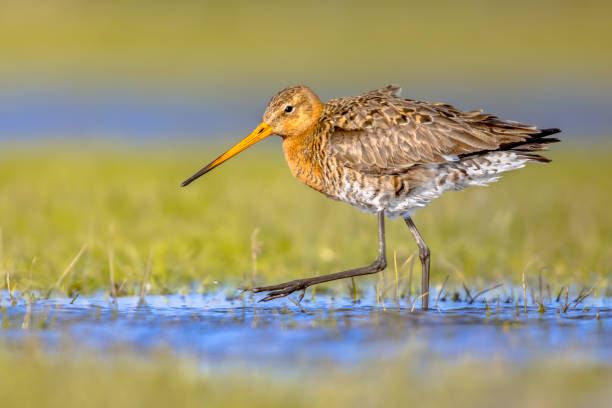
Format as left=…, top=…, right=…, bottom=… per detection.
left=182, top=85, right=560, bottom=309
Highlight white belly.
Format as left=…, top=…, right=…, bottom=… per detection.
left=334, top=151, right=535, bottom=218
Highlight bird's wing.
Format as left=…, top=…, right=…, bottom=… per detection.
left=321, top=85, right=549, bottom=175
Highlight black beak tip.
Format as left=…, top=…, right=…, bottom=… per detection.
left=181, top=162, right=215, bottom=188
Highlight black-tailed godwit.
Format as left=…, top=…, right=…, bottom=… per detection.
left=182, top=85, right=560, bottom=309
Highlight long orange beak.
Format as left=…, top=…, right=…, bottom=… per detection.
left=181, top=122, right=274, bottom=187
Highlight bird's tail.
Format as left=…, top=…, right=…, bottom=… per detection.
left=501, top=128, right=561, bottom=163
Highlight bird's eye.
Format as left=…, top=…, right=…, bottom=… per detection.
left=284, top=105, right=294, bottom=113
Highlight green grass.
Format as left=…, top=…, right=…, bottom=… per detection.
left=0, top=142, right=610, bottom=298
left=1, top=347, right=610, bottom=408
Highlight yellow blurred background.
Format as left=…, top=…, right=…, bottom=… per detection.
left=2, top=0, right=611, bottom=85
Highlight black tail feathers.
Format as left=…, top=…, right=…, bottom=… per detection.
left=537, top=128, right=561, bottom=138
left=511, top=128, right=561, bottom=163
left=503, top=128, right=561, bottom=152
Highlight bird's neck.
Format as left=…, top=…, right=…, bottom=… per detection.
left=282, top=129, right=325, bottom=192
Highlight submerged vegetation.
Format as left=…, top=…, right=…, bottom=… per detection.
left=0, top=144, right=610, bottom=299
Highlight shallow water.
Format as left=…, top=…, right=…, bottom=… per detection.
left=1, top=289, right=610, bottom=368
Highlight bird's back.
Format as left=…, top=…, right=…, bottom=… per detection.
left=306, top=86, right=560, bottom=216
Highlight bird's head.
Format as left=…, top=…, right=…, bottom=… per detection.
left=262, top=85, right=323, bottom=138
left=181, top=86, right=323, bottom=187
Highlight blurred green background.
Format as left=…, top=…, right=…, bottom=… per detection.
left=2, top=0, right=611, bottom=87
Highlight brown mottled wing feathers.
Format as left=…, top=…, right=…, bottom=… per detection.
left=322, top=86, right=543, bottom=175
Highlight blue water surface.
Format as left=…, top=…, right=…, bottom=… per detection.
left=1, top=289, right=609, bottom=369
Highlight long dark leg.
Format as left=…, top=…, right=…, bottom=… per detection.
left=403, top=216, right=430, bottom=310
left=252, top=212, right=387, bottom=302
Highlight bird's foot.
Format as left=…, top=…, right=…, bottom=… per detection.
left=251, top=279, right=311, bottom=302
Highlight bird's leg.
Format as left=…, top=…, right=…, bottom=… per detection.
left=252, top=212, right=387, bottom=302
left=403, top=216, right=430, bottom=310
